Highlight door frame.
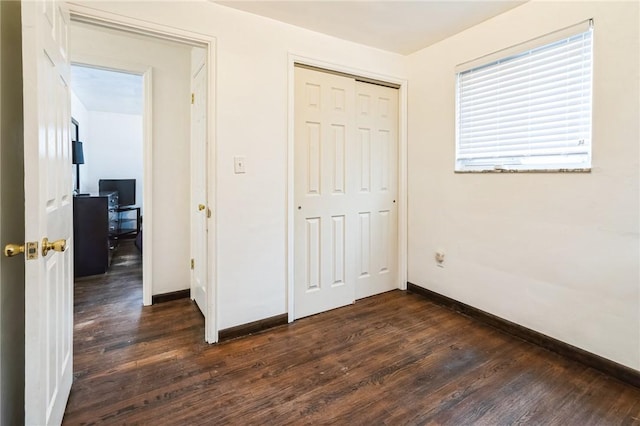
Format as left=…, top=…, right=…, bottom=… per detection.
left=286, top=53, right=409, bottom=322
left=70, top=60, right=153, bottom=306
left=67, top=4, right=219, bottom=343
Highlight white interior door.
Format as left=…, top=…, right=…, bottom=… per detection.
left=294, top=66, right=399, bottom=319
left=21, top=1, right=73, bottom=424
left=354, top=82, right=399, bottom=299
left=190, top=48, right=208, bottom=317
left=294, top=67, right=357, bottom=319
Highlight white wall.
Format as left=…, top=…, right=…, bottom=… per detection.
left=70, top=23, right=192, bottom=296
left=81, top=111, right=144, bottom=211
left=70, top=89, right=89, bottom=193
left=69, top=0, right=408, bottom=329
left=70, top=90, right=88, bottom=141
left=407, top=1, right=639, bottom=370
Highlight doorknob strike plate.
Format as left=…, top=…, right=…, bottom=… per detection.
left=26, top=241, right=38, bottom=260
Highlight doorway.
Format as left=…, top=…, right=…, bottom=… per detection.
left=70, top=64, right=144, bottom=288
left=67, top=14, right=216, bottom=341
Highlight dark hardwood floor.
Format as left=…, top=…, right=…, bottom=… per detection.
left=64, top=242, right=640, bottom=425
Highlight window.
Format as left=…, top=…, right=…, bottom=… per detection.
left=455, top=21, right=593, bottom=172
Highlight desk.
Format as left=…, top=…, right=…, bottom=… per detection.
left=116, top=206, right=141, bottom=238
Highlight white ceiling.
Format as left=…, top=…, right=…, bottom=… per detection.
left=215, top=1, right=527, bottom=55
left=71, top=65, right=143, bottom=115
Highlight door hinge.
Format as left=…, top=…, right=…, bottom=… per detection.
left=190, top=258, right=195, bottom=270
left=191, top=93, right=195, bottom=104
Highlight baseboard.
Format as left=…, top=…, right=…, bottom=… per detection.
left=151, top=289, right=190, bottom=304
left=218, top=313, right=289, bottom=342
left=406, top=282, right=640, bottom=389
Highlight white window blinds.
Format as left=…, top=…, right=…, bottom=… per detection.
left=455, top=21, right=593, bottom=171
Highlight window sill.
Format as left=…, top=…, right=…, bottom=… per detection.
left=454, top=168, right=592, bottom=174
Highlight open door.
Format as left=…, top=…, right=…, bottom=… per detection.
left=190, top=48, right=208, bottom=319
left=21, top=1, right=73, bottom=423
left=1, top=2, right=27, bottom=423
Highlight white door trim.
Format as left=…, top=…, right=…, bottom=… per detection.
left=67, top=4, right=219, bottom=343
left=286, top=53, right=408, bottom=322
left=142, top=68, right=153, bottom=307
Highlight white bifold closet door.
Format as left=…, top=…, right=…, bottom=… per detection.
left=294, top=66, right=398, bottom=319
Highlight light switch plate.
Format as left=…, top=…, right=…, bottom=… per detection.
left=234, top=156, right=246, bottom=174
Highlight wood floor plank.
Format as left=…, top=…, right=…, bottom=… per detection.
left=63, top=241, right=640, bottom=424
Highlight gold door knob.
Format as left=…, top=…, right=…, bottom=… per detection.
left=42, top=238, right=67, bottom=256
left=4, top=243, right=25, bottom=257
left=198, top=204, right=206, bottom=211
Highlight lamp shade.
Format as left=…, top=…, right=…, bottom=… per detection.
left=72, top=140, right=85, bottom=165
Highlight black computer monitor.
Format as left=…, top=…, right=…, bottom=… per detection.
left=98, top=179, right=136, bottom=207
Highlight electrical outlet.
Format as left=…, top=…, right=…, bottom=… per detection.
left=435, top=250, right=445, bottom=267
